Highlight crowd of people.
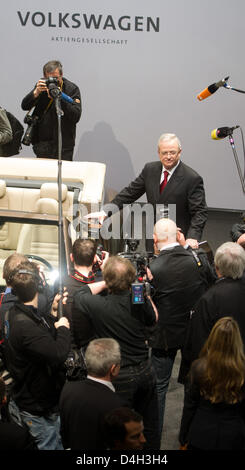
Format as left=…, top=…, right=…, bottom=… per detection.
left=0, top=72, right=245, bottom=451
left=0, top=215, right=244, bottom=451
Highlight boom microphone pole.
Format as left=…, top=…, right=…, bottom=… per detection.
left=227, top=133, right=245, bottom=194
left=223, top=82, right=245, bottom=94
left=211, top=125, right=245, bottom=194
left=49, top=84, right=64, bottom=318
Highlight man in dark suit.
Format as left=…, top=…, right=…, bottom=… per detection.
left=147, top=217, right=210, bottom=436
left=59, top=338, right=124, bottom=450
left=87, top=133, right=207, bottom=250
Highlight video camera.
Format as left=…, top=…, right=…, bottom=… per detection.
left=118, top=239, right=155, bottom=304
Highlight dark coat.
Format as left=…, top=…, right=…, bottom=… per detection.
left=62, top=273, right=95, bottom=349
left=4, top=302, right=70, bottom=415
left=179, top=359, right=245, bottom=450
left=73, top=290, right=156, bottom=367
left=59, top=378, right=123, bottom=450
left=187, top=276, right=245, bottom=362
left=110, top=160, right=207, bottom=240
left=21, top=77, right=81, bottom=157
left=149, top=245, right=209, bottom=350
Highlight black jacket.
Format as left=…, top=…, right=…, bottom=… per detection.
left=74, top=290, right=156, bottom=367
left=62, top=272, right=96, bottom=349
left=21, top=77, right=81, bottom=157
left=4, top=302, right=70, bottom=415
left=60, top=379, right=123, bottom=450
left=149, top=245, right=209, bottom=350
left=179, top=359, right=245, bottom=449
left=184, top=276, right=245, bottom=363
left=109, top=161, right=207, bottom=241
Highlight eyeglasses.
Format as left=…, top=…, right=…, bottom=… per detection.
left=161, top=151, right=179, bottom=157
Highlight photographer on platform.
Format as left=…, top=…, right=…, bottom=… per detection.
left=73, top=256, right=160, bottom=449
left=21, top=60, right=81, bottom=160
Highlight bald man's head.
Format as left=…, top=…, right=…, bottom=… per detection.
left=153, top=218, right=178, bottom=249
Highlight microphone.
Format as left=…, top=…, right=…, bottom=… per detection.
left=211, top=126, right=240, bottom=140
left=197, top=76, right=229, bottom=101
left=48, top=87, right=79, bottom=104
left=61, top=92, right=74, bottom=104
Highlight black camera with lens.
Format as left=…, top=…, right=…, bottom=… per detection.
left=45, top=77, right=59, bottom=86
left=92, top=244, right=105, bottom=274
left=22, top=113, right=39, bottom=146
left=45, top=77, right=59, bottom=87
left=45, top=77, right=61, bottom=99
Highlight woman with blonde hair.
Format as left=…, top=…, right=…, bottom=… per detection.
left=179, top=316, right=245, bottom=450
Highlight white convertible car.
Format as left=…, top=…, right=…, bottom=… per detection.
left=0, top=157, right=106, bottom=288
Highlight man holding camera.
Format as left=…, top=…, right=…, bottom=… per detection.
left=21, top=60, right=81, bottom=160
left=73, top=255, right=160, bottom=449
left=63, top=238, right=109, bottom=350
left=3, top=260, right=71, bottom=449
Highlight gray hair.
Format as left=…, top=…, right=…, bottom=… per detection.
left=85, top=338, right=121, bottom=377
left=214, top=242, right=245, bottom=279
left=158, top=133, right=182, bottom=150
left=43, top=60, right=63, bottom=76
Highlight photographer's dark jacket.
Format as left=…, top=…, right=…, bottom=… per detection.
left=73, top=289, right=156, bottom=367
left=21, top=77, right=81, bottom=159
left=4, top=302, right=70, bottom=415
left=62, top=271, right=97, bottom=349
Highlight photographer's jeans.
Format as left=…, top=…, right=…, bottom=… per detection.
left=9, top=399, right=63, bottom=450
left=113, top=359, right=161, bottom=449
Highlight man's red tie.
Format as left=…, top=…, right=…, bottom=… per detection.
left=160, top=170, right=169, bottom=193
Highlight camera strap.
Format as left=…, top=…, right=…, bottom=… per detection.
left=70, top=270, right=95, bottom=284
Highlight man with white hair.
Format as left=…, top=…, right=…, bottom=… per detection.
left=87, top=133, right=207, bottom=250
left=188, top=241, right=245, bottom=361
left=147, top=217, right=209, bottom=435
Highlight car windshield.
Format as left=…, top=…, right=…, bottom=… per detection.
left=0, top=209, right=72, bottom=291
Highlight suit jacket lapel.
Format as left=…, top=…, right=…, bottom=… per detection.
left=158, top=161, right=184, bottom=202
left=151, top=161, right=163, bottom=202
